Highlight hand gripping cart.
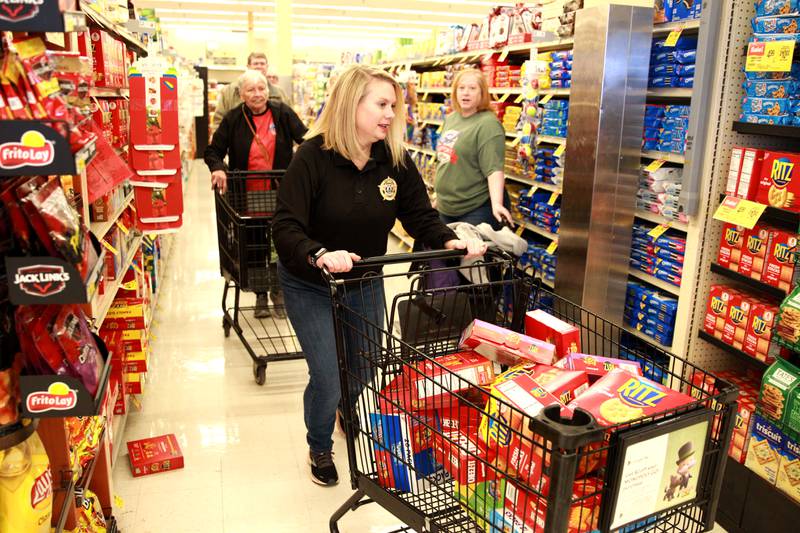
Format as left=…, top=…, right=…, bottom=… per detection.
left=323, top=250, right=738, bottom=533
left=214, top=170, right=303, bottom=385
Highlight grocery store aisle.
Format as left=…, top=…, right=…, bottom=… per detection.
left=112, top=162, right=407, bottom=532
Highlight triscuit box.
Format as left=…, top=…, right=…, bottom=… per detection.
left=745, top=414, right=785, bottom=484
left=777, top=434, right=800, bottom=504
left=127, top=434, right=184, bottom=477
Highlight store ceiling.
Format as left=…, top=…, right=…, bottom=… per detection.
left=136, top=0, right=494, bottom=41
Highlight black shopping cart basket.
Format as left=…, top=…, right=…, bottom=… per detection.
left=323, top=250, right=738, bottom=533
left=214, top=170, right=303, bottom=385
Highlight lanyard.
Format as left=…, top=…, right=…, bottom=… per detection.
left=243, top=105, right=272, bottom=167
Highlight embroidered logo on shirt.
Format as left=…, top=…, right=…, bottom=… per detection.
left=437, top=129, right=460, bottom=165
left=379, top=177, right=397, bottom=201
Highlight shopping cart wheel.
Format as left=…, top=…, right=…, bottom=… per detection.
left=222, top=318, right=231, bottom=338
left=253, top=361, right=267, bottom=386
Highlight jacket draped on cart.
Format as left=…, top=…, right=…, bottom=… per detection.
left=203, top=100, right=307, bottom=173
left=272, top=136, right=458, bottom=285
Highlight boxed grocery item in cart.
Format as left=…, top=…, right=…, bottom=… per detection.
left=563, top=369, right=695, bottom=427
left=459, top=320, right=556, bottom=366
left=717, top=224, right=745, bottom=271
left=407, top=351, right=495, bottom=409
left=524, top=310, right=581, bottom=359
left=776, top=433, right=800, bottom=503
left=745, top=414, right=785, bottom=485
left=756, top=150, right=800, bottom=212
left=527, top=365, right=589, bottom=405
left=454, top=478, right=507, bottom=531
left=127, top=434, right=184, bottom=477
left=557, top=353, right=642, bottom=381
left=432, top=426, right=489, bottom=486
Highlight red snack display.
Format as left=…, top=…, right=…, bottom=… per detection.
left=459, top=319, right=556, bottom=366
left=524, top=310, right=581, bottom=359
left=127, top=434, right=184, bottom=477
left=743, top=301, right=780, bottom=363
left=704, top=285, right=738, bottom=339
left=721, top=292, right=753, bottom=351
left=738, top=226, right=770, bottom=280
left=763, top=228, right=799, bottom=292
left=717, top=223, right=745, bottom=271
left=756, top=150, right=800, bottom=212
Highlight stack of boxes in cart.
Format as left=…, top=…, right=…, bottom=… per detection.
left=369, top=310, right=705, bottom=531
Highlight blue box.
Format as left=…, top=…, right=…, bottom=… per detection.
left=743, top=79, right=798, bottom=98
left=671, top=0, right=702, bottom=21
left=740, top=112, right=791, bottom=125
left=755, top=0, right=799, bottom=17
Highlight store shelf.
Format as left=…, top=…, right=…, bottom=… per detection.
left=647, top=88, right=693, bottom=99
left=628, top=268, right=681, bottom=296
left=622, top=324, right=673, bottom=350
left=697, top=330, right=769, bottom=371
left=732, top=121, right=800, bottom=139
left=514, top=217, right=558, bottom=242
left=90, top=87, right=129, bottom=98
left=81, top=6, right=147, bottom=56
left=92, top=234, right=144, bottom=327
left=537, top=135, right=566, bottom=145
left=652, top=18, right=701, bottom=36
left=709, top=262, right=787, bottom=300
left=640, top=150, right=685, bottom=164
left=90, top=192, right=133, bottom=238
left=539, top=88, right=571, bottom=96
left=634, top=210, right=689, bottom=232
left=405, top=144, right=437, bottom=157
left=506, top=173, right=561, bottom=192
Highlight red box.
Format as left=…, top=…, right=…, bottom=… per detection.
left=722, top=292, right=753, bottom=351
left=763, top=228, right=800, bottom=292
left=558, top=353, right=642, bottom=381
left=127, top=434, right=184, bottom=477
left=500, top=477, right=603, bottom=533
left=743, top=300, right=779, bottom=363
left=756, top=150, right=800, bottom=211
left=524, top=310, right=581, bottom=359
left=408, top=351, right=494, bottom=408
left=736, top=148, right=765, bottom=200
left=704, top=285, right=737, bottom=339
left=717, top=224, right=746, bottom=271
left=527, top=365, right=589, bottom=405
left=459, top=319, right=556, bottom=366
left=433, top=427, right=489, bottom=485
left=726, top=147, right=745, bottom=196
left=738, top=226, right=770, bottom=280
left=104, top=297, right=148, bottom=330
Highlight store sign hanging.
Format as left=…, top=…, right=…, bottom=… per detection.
left=20, top=376, right=95, bottom=417
left=0, top=121, right=76, bottom=176
left=5, top=256, right=88, bottom=304
left=0, top=0, right=67, bottom=32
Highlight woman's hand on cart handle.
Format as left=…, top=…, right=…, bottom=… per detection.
left=444, top=238, right=488, bottom=260
left=492, top=202, right=515, bottom=227
left=211, top=170, right=227, bottom=194
left=316, top=250, right=362, bottom=273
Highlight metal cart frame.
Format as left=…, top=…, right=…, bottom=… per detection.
left=214, top=170, right=303, bottom=385
left=323, top=250, right=738, bottom=533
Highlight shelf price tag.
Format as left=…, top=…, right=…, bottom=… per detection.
left=498, top=92, right=510, bottom=102
left=498, top=48, right=510, bottom=62
left=539, top=93, right=553, bottom=105
left=712, top=195, right=767, bottom=230
left=554, top=142, right=566, bottom=158
left=647, top=222, right=671, bottom=239
left=547, top=191, right=560, bottom=206
left=101, top=239, right=119, bottom=256
left=527, top=186, right=538, bottom=197
left=644, top=159, right=666, bottom=172
left=746, top=41, right=795, bottom=72
left=115, top=220, right=129, bottom=236
left=514, top=93, right=525, bottom=103
left=546, top=241, right=558, bottom=254
left=664, top=27, right=683, bottom=48
left=511, top=134, right=523, bottom=147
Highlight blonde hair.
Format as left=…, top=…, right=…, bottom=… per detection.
left=451, top=69, right=492, bottom=115
left=306, top=65, right=407, bottom=168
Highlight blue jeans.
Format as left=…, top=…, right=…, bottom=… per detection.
left=439, top=195, right=510, bottom=231
left=277, top=263, right=385, bottom=454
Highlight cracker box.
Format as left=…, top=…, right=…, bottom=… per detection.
left=524, top=310, right=581, bottom=359
left=560, top=353, right=642, bottom=381
left=745, top=414, right=785, bottom=485
left=735, top=148, right=765, bottom=201
left=777, top=434, right=800, bottom=504
left=127, top=434, right=184, bottom=477
left=763, top=229, right=800, bottom=292
left=454, top=479, right=507, bottom=531
left=124, top=371, right=144, bottom=395
left=527, top=365, right=589, bottom=405
left=103, top=297, right=149, bottom=331
left=756, top=150, right=800, bottom=212
left=739, top=226, right=771, bottom=280
left=123, top=350, right=148, bottom=374
left=564, top=369, right=696, bottom=427
left=758, top=358, right=800, bottom=432
left=743, top=301, right=780, bottom=363
left=722, top=292, right=753, bottom=351
left=717, top=224, right=745, bottom=271
left=730, top=396, right=756, bottom=464
left=704, top=285, right=737, bottom=339
left=433, top=427, right=489, bottom=486
left=408, top=351, right=495, bottom=409
left=379, top=372, right=424, bottom=413
left=459, top=320, right=556, bottom=366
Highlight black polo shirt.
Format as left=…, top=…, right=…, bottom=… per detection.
left=273, top=135, right=457, bottom=285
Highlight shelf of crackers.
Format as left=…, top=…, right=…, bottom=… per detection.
left=370, top=307, right=732, bottom=532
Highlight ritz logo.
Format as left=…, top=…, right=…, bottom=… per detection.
left=747, top=234, right=764, bottom=254
left=774, top=242, right=795, bottom=264
left=730, top=306, right=746, bottom=326
left=753, top=315, right=770, bottom=335
left=617, top=378, right=667, bottom=408
left=771, top=157, right=795, bottom=188
left=724, top=227, right=742, bottom=246
left=711, top=296, right=726, bottom=315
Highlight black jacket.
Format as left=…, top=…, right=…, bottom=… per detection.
left=204, top=100, right=307, bottom=172
left=273, top=136, right=457, bottom=285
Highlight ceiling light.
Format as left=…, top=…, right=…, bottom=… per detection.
left=293, top=3, right=480, bottom=19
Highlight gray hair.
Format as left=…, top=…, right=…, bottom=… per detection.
left=239, top=69, right=268, bottom=91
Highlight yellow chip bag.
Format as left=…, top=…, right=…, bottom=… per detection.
left=0, top=430, right=53, bottom=533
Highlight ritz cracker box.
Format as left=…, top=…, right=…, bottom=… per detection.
left=127, top=434, right=184, bottom=477
left=756, top=150, right=800, bottom=212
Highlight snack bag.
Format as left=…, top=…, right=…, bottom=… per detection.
left=75, top=488, right=107, bottom=532
left=0, top=354, right=20, bottom=426
left=51, top=306, right=103, bottom=396
left=0, top=430, right=53, bottom=533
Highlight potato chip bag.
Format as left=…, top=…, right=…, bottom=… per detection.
left=0, top=430, right=53, bottom=533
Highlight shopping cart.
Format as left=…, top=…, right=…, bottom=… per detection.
left=214, top=170, right=303, bottom=385
left=324, top=250, right=738, bottom=533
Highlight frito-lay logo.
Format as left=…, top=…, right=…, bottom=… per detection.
left=31, top=468, right=52, bottom=509
left=26, top=382, right=77, bottom=413
left=753, top=315, right=769, bottom=335
left=730, top=306, right=746, bottom=325
left=771, top=157, right=795, bottom=188
left=0, top=0, right=43, bottom=23
left=775, top=242, right=792, bottom=264
left=725, top=227, right=742, bottom=246
left=0, top=131, right=54, bottom=169
left=747, top=235, right=764, bottom=254
left=711, top=296, right=725, bottom=315
left=14, top=264, right=69, bottom=297
left=617, top=378, right=666, bottom=408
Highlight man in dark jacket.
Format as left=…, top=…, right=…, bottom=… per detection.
left=205, top=69, right=307, bottom=318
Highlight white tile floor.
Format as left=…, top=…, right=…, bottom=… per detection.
left=112, top=161, right=728, bottom=533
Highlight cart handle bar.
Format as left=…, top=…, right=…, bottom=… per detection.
left=354, top=248, right=466, bottom=267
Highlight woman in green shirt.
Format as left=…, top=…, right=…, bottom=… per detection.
left=434, top=69, right=513, bottom=230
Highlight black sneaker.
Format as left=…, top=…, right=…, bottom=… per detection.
left=309, top=450, right=338, bottom=486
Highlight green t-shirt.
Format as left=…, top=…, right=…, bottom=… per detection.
left=434, top=110, right=505, bottom=216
